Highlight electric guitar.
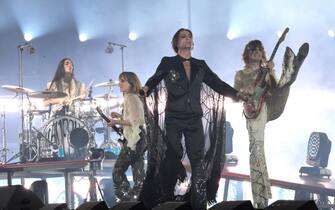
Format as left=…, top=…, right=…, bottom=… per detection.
left=95, top=106, right=127, bottom=145
left=243, top=27, right=289, bottom=119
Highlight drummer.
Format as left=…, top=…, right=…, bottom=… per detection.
left=44, top=58, right=87, bottom=115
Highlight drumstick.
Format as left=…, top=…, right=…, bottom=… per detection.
left=67, top=94, right=86, bottom=105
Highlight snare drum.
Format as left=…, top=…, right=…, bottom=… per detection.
left=41, top=115, right=92, bottom=160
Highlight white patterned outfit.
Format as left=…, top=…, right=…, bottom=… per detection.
left=234, top=69, right=274, bottom=208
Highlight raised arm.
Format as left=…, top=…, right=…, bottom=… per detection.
left=202, top=61, right=239, bottom=101
left=144, top=57, right=169, bottom=95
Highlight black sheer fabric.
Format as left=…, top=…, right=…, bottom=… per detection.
left=140, top=82, right=226, bottom=208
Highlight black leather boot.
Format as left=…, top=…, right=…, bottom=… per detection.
left=290, top=42, right=309, bottom=84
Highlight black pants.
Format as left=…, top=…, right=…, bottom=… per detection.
left=163, top=117, right=207, bottom=210
left=113, top=136, right=146, bottom=201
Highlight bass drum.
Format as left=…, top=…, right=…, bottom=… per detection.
left=41, top=115, right=93, bottom=160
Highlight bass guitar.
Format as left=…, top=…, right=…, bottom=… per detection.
left=243, top=27, right=289, bottom=119
left=96, top=106, right=127, bottom=145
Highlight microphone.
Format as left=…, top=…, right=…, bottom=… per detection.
left=109, top=42, right=127, bottom=48
left=17, top=42, right=32, bottom=49
left=17, top=42, right=35, bottom=54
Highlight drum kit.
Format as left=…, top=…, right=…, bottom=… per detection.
left=0, top=80, right=122, bottom=163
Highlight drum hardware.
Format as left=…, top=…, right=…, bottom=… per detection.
left=94, top=80, right=119, bottom=88
left=1, top=85, right=34, bottom=94
left=1, top=104, right=9, bottom=163
left=16, top=43, right=35, bottom=162
left=85, top=148, right=105, bottom=202
left=2, top=84, right=37, bottom=163
left=94, top=79, right=122, bottom=146
left=28, top=109, right=50, bottom=115
left=30, top=127, right=59, bottom=161
left=0, top=95, right=18, bottom=163
left=94, top=93, right=121, bottom=100
left=93, top=77, right=124, bottom=158
left=28, top=91, right=68, bottom=99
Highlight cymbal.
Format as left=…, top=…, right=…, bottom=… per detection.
left=2, top=85, right=34, bottom=94
left=94, top=94, right=121, bottom=99
left=94, top=80, right=119, bottom=88
left=28, top=91, right=67, bottom=99
left=29, top=109, right=50, bottom=115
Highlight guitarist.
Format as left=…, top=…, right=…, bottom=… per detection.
left=234, top=40, right=276, bottom=209
left=234, top=37, right=309, bottom=209
left=106, top=72, right=147, bottom=202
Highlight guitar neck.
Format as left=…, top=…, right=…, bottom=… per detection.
left=269, top=42, right=280, bottom=62
left=268, top=27, right=289, bottom=62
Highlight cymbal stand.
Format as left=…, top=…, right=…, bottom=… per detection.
left=103, top=83, right=116, bottom=145
left=1, top=105, right=8, bottom=163
left=85, top=161, right=105, bottom=202
left=17, top=43, right=34, bottom=162
left=1, top=94, right=19, bottom=163
left=26, top=98, right=37, bottom=161
left=32, top=126, right=58, bottom=161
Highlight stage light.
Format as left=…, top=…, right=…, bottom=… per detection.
left=79, top=33, right=87, bottom=42
left=226, top=31, right=237, bottom=40
left=299, top=132, right=332, bottom=177
left=306, top=132, right=331, bottom=167
left=328, top=30, right=334, bottom=38
left=128, top=32, right=137, bottom=41
left=24, top=33, right=33, bottom=42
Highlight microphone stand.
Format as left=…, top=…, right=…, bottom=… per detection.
left=107, top=42, right=127, bottom=72
left=17, top=43, right=34, bottom=162
left=120, top=45, right=125, bottom=72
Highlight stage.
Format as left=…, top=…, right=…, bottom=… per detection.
left=1, top=158, right=335, bottom=209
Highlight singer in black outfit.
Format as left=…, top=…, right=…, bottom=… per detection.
left=142, top=28, right=246, bottom=210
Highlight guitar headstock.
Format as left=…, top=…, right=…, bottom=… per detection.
left=278, top=27, right=289, bottom=44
